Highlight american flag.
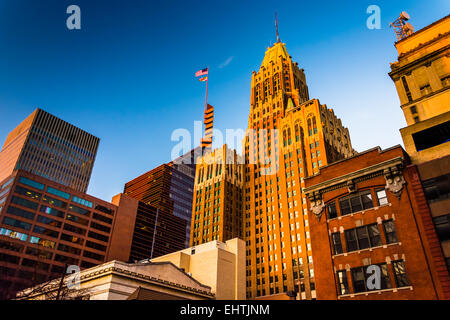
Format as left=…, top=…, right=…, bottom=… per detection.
left=195, top=67, right=209, bottom=77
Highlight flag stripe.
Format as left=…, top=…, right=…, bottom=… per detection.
left=195, top=68, right=209, bottom=77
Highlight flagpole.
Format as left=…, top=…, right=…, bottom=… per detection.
left=204, top=66, right=209, bottom=112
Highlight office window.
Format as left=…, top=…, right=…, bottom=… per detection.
left=337, top=270, right=349, bottom=295
left=433, top=214, right=450, bottom=242
left=345, top=229, right=358, bottom=252
left=66, top=214, right=89, bottom=226
left=54, top=254, right=78, bottom=265
left=40, top=206, right=65, bottom=218
left=376, top=189, right=388, bottom=206
left=72, top=196, right=93, bottom=208
left=88, top=231, right=109, bottom=242
left=63, top=223, right=86, bottom=236
left=14, top=185, right=41, bottom=200
left=36, top=215, right=62, bottom=228
left=3, top=217, right=31, bottom=231
left=10, top=196, right=39, bottom=211
left=42, top=195, right=67, bottom=209
left=60, top=233, right=84, bottom=245
left=378, top=264, right=392, bottom=290
left=356, top=226, right=370, bottom=250
left=351, top=267, right=366, bottom=293
left=422, top=174, right=450, bottom=204
left=18, top=177, right=44, bottom=191
left=392, top=260, right=410, bottom=287
left=331, top=232, right=343, bottom=255
left=69, top=205, right=91, bottom=217
left=6, top=206, right=35, bottom=221
left=0, top=228, right=28, bottom=241
left=29, top=236, right=56, bottom=249
left=383, top=220, right=398, bottom=244
left=339, top=191, right=374, bottom=215
left=58, top=243, right=81, bottom=255
left=47, top=187, right=70, bottom=200
left=345, top=224, right=381, bottom=252
left=368, top=224, right=382, bottom=247
left=33, top=226, right=59, bottom=238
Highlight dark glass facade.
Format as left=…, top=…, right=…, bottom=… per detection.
left=124, top=148, right=198, bottom=248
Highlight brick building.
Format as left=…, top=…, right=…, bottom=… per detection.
left=304, top=146, right=449, bottom=299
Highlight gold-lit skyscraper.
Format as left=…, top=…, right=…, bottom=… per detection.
left=243, top=38, right=355, bottom=299
left=191, top=144, right=244, bottom=246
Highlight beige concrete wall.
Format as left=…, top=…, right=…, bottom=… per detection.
left=152, top=238, right=246, bottom=300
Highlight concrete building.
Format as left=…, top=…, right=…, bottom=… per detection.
left=304, top=146, right=449, bottom=300
left=17, top=260, right=214, bottom=300
left=389, top=14, right=449, bottom=164
left=191, top=145, right=244, bottom=246
left=243, top=38, right=355, bottom=299
left=389, top=14, right=450, bottom=291
left=151, top=238, right=246, bottom=300
left=0, top=109, right=99, bottom=193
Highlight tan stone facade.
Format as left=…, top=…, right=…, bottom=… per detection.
left=17, top=260, right=214, bottom=300
left=152, top=238, right=246, bottom=300
left=191, top=145, right=243, bottom=246
left=389, top=14, right=450, bottom=164
left=389, top=14, right=450, bottom=297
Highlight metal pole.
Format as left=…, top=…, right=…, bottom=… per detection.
left=150, top=208, right=159, bottom=259
left=55, top=263, right=68, bottom=300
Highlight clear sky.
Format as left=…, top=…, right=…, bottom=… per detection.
left=0, top=0, right=448, bottom=201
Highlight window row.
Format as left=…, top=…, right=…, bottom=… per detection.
left=337, top=260, right=410, bottom=295
left=327, top=189, right=388, bottom=219
left=331, top=220, right=398, bottom=255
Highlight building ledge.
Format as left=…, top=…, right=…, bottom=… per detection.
left=332, top=242, right=401, bottom=258
left=337, top=286, right=413, bottom=299
left=327, top=203, right=392, bottom=223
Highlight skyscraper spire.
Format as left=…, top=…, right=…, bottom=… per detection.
left=275, top=12, right=280, bottom=43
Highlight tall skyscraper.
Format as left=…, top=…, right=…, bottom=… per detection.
left=0, top=109, right=99, bottom=193
left=243, top=39, right=355, bottom=299
left=389, top=14, right=450, bottom=292
left=190, top=144, right=244, bottom=246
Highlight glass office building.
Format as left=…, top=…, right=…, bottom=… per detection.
left=0, top=109, right=100, bottom=193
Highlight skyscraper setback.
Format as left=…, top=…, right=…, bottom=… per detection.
left=0, top=109, right=99, bottom=193
left=243, top=40, right=355, bottom=299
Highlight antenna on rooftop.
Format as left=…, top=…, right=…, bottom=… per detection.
left=390, top=11, right=415, bottom=41
left=275, top=12, right=280, bottom=43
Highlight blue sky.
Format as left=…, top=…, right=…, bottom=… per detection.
left=0, top=0, right=448, bottom=201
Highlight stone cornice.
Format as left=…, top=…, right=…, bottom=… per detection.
left=389, top=43, right=450, bottom=79
left=18, top=263, right=214, bottom=299
left=304, top=156, right=404, bottom=196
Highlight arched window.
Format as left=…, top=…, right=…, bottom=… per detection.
left=312, top=117, right=318, bottom=134
left=307, top=118, right=312, bottom=136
